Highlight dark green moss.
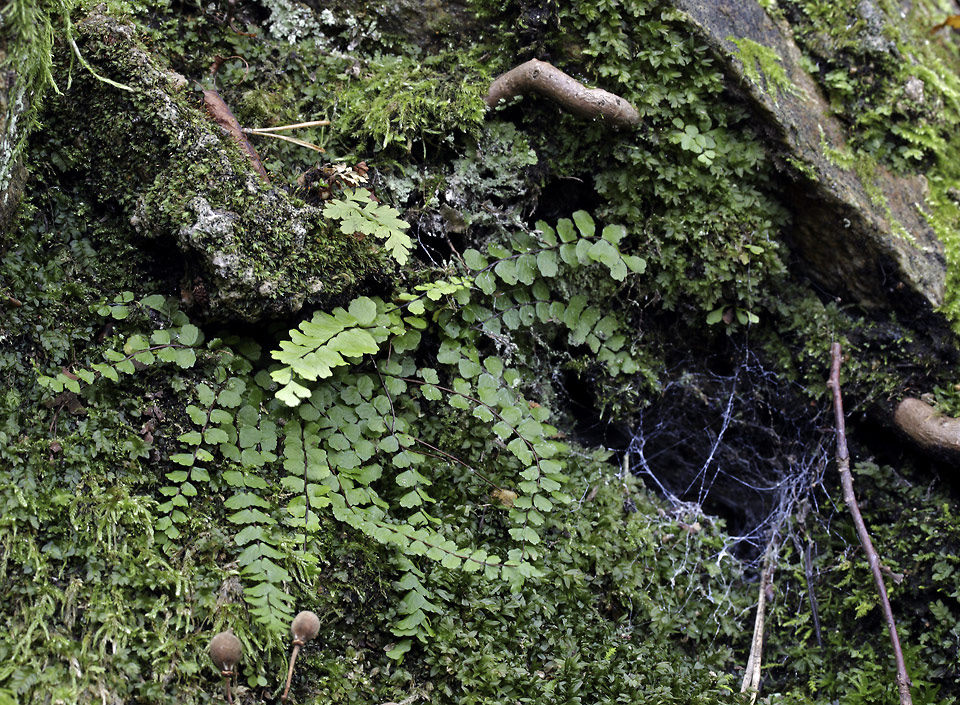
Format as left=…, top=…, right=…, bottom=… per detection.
left=42, top=13, right=386, bottom=322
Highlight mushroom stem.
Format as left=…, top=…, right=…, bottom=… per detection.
left=281, top=642, right=303, bottom=702
left=223, top=672, right=234, bottom=704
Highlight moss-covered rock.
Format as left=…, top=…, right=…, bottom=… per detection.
left=6, top=0, right=960, bottom=703
left=0, top=60, right=27, bottom=230
left=50, top=13, right=386, bottom=322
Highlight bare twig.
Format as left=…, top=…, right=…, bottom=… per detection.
left=244, top=120, right=330, bottom=133
left=242, top=129, right=326, bottom=153
left=828, top=342, right=913, bottom=705
left=741, top=536, right=776, bottom=702
left=202, top=88, right=270, bottom=181
left=485, top=59, right=640, bottom=128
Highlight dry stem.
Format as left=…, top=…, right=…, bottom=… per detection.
left=828, top=342, right=913, bottom=705
left=485, top=59, right=640, bottom=128
left=222, top=672, right=234, bottom=704
left=740, top=540, right=776, bottom=703
left=245, top=120, right=330, bottom=133
left=242, top=129, right=325, bottom=153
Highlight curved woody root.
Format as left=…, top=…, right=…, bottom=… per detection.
left=894, top=397, right=960, bottom=455
left=485, top=59, right=640, bottom=128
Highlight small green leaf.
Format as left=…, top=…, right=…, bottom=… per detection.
left=622, top=254, right=646, bottom=273
left=151, top=330, right=172, bottom=345
left=329, top=328, right=380, bottom=358
left=556, top=218, right=577, bottom=243
left=348, top=297, right=378, bottom=326
left=141, top=294, right=167, bottom=311
left=536, top=250, right=559, bottom=278
left=463, top=248, right=487, bottom=270
left=601, top=224, right=626, bottom=244
left=175, top=348, right=197, bottom=368
left=572, top=210, right=595, bottom=237
left=178, top=324, right=201, bottom=346
left=706, top=307, right=725, bottom=325
left=178, top=431, right=202, bottom=446
left=386, top=639, right=412, bottom=660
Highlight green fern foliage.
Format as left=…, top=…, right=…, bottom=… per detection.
left=323, top=188, right=413, bottom=265
left=36, top=209, right=646, bottom=645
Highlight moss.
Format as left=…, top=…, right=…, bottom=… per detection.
left=764, top=461, right=960, bottom=702
left=0, top=0, right=69, bottom=225
left=728, top=36, right=803, bottom=103
left=7, top=0, right=960, bottom=703
left=774, top=0, right=960, bottom=328
left=43, top=13, right=386, bottom=322
left=332, top=52, right=489, bottom=153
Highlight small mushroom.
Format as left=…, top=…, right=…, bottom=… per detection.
left=291, top=610, right=320, bottom=644
left=210, top=630, right=242, bottom=704
left=281, top=611, right=321, bottom=701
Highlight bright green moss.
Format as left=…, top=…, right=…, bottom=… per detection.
left=773, top=0, right=960, bottom=328
left=728, top=36, right=803, bottom=102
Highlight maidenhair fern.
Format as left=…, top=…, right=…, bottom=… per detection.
left=323, top=188, right=413, bottom=265
left=38, top=210, right=646, bottom=648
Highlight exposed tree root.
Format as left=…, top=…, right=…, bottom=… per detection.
left=485, top=59, right=640, bottom=128
left=829, top=343, right=913, bottom=705
left=894, top=397, right=960, bottom=455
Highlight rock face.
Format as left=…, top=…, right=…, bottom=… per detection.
left=298, top=0, right=481, bottom=48
left=49, top=14, right=384, bottom=321
left=674, top=0, right=946, bottom=315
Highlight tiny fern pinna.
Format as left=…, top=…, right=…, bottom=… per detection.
left=39, top=210, right=644, bottom=649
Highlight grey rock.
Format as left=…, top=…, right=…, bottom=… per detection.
left=673, top=0, right=945, bottom=315
left=49, top=14, right=382, bottom=321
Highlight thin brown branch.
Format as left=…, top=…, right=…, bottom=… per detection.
left=485, top=59, right=640, bottom=128
left=202, top=88, right=270, bottom=181
left=828, top=342, right=913, bottom=705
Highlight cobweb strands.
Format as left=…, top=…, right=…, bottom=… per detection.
left=623, top=345, right=832, bottom=560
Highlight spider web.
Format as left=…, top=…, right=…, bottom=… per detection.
left=621, top=342, right=834, bottom=564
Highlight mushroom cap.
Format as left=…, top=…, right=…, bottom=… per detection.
left=291, top=610, right=321, bottom=643
left=210, top=630, right=243, bottom=671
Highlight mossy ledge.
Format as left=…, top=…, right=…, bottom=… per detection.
left=49, top=13, right=386, bottom=322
